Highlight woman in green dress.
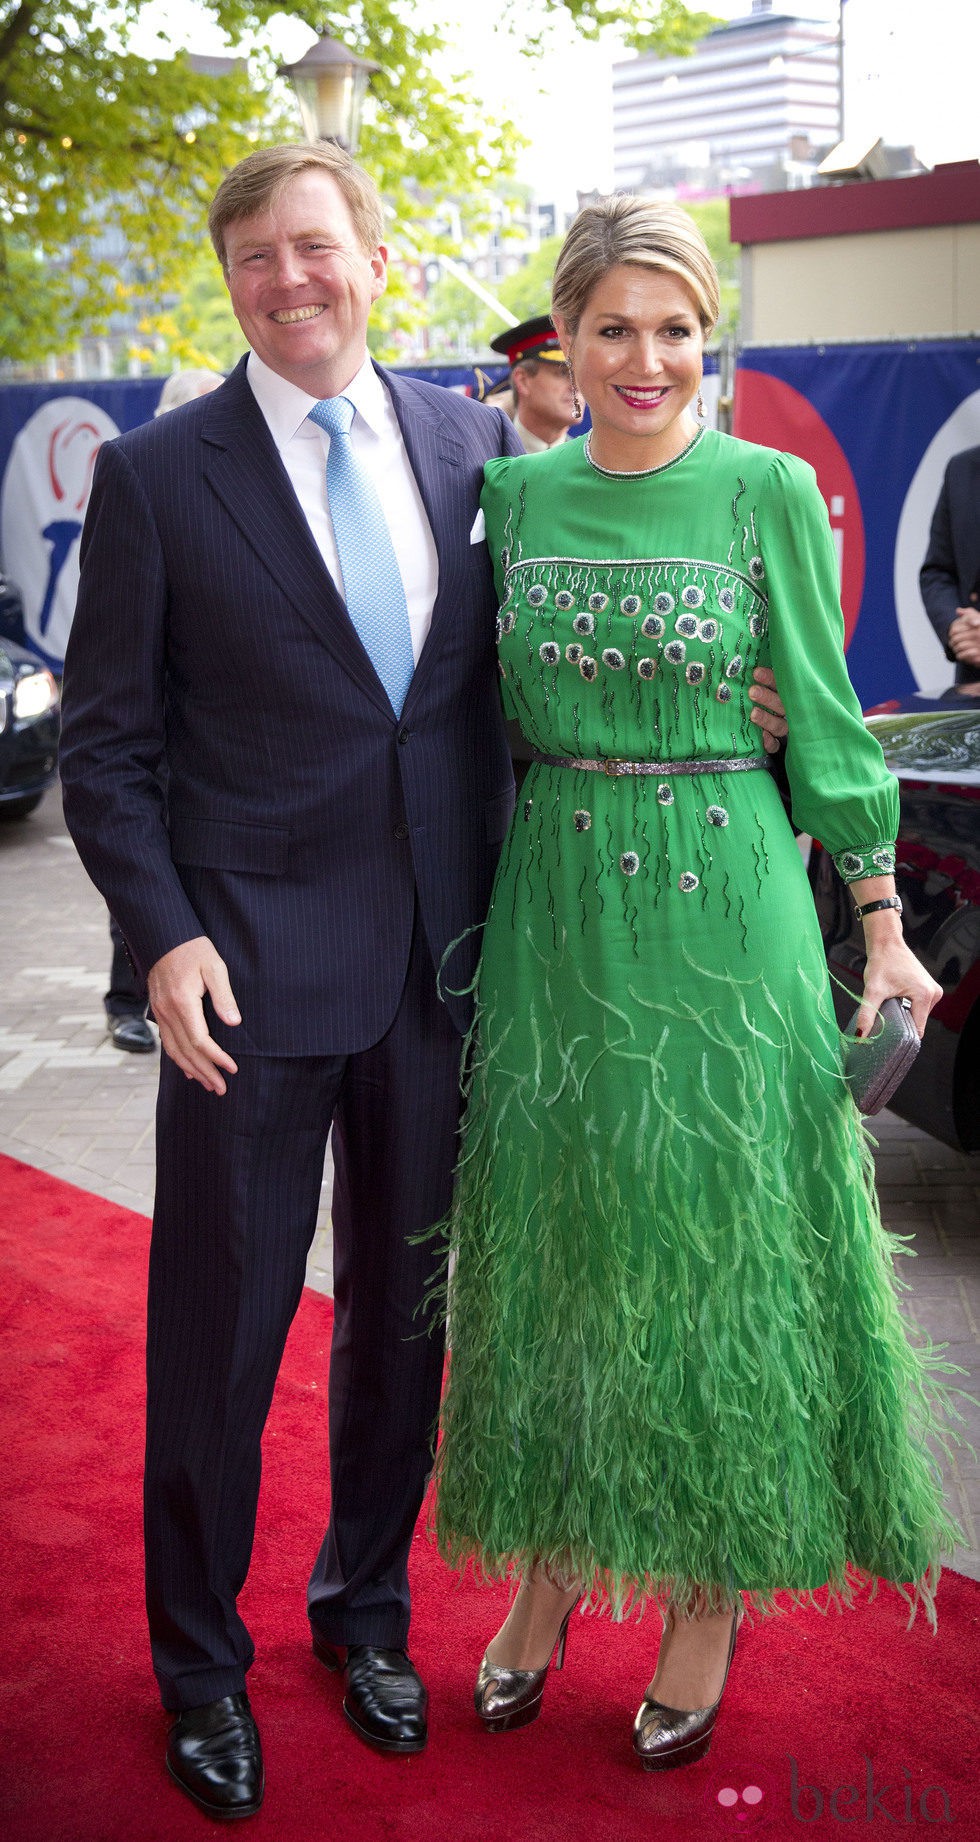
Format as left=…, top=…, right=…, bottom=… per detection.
left=432, top=197, right=956, bottom=1769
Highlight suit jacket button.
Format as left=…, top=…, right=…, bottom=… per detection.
left=397, top=726, right=410, bottom=745
left=394, top=821, right=410, bottom=840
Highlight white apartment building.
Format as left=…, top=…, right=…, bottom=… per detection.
left=613, top=0, right=841, bottom=193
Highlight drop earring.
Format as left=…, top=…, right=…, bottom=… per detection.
left=564, top=350, right=582, bottom=422
left=696, top=387, right=706, bottom=419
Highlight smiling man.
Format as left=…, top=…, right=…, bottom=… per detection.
left=59, top=142, right=523, bottom=1819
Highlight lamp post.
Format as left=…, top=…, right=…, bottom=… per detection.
left=278, top=31, right=380, bottom=152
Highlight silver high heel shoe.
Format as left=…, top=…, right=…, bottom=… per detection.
left=632, top=1606, right=740, bottom=1771
left=474, top=1598, right=581, bottom=1733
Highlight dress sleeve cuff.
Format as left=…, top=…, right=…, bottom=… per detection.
left=832, top=843, right=897, bottom=883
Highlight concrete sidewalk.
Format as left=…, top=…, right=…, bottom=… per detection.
left=0, top=786, right=334, bottom=1291
left=2, top=786, right=977, bottom=1581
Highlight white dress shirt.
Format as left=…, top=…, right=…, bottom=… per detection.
left=246, top=350, right=439, bottom=664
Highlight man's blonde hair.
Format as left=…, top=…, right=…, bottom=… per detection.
left=208, top=143, right=386, bottom=268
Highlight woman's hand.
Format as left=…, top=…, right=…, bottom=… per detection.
left=854, top=912, right=942, bottom=1042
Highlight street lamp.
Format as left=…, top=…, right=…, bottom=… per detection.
left=278, top=31, right=380, bottom=152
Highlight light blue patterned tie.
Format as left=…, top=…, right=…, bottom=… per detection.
left=308, top=394, right=415, bottom=717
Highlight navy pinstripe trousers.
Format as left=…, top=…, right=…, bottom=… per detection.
left=144, top=916, right=461, bottom=1710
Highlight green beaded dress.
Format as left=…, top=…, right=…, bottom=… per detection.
left=433, top=428, right=959, bottom=1620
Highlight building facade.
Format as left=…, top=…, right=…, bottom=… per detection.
left=613, top=1, right=841, bottom=195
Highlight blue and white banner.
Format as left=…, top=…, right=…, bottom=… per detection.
left=734, top=339, right=980, bottom=708
left=0, top=380, right=160, bottom=670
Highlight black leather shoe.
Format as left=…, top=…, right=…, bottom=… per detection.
left=109, top=1015, right=156, bottom=1052
left=166, top=1692, right=264, bottom=1819
left=312, top=1633, right=428, bottom=1754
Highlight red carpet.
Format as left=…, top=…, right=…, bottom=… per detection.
left=1, top=1150, right=977, bottom=1842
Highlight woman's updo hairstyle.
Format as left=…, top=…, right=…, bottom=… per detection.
left=550, top=196, right=720, bottom=341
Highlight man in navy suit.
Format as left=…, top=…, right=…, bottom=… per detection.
left=60, top=141, right=524, bottom=1818
left=920, top=444, right=980, bottom=686
left=61, top=141, right=788, bottom=1818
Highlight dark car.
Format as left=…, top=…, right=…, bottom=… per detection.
left=813, top=695, right=980, bottom=1152
left=0, top=617, right=61, bottom=820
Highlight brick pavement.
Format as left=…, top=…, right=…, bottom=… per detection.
left=0, top=786, right=334, bottom=1292
left=2, top=786, right=977, bottom=1581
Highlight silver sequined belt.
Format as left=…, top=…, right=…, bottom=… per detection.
left=531, top=752, right=769, bottom=779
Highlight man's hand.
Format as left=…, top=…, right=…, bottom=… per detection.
left=948, top=607, right=980, bottom=669
left=147, top=937, right=241, bottom=1094
left=748, top=666, right=788, bottom=755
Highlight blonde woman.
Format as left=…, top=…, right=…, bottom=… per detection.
left=432, top=197, right=957, bottom=1769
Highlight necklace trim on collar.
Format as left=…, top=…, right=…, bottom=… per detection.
left=584, top=425, right=705, bottom=479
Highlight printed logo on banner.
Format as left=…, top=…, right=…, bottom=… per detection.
left=733, top=371, right=866, bottom=648
left=0, top=397, right=119, bottom=671
left=893, top=387, right=980, bottom=693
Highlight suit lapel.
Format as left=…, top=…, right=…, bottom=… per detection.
left=200, top=360, right=393, bottom=716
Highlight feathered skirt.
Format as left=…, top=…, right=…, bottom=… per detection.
left=429, top=768, right=961, bottom=1623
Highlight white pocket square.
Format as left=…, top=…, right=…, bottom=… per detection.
left=469, top=508, right=486, bottom=544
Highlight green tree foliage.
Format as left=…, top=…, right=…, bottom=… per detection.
left=683, top=197, right=739, bottom=337
left=0, top=0, right=522, bottom=361
left=426, top=232, right=564, bottom=358
left=144, top=243, right=245, bottom=372
left=515, top=0, right=717, bottom=56
left=0, top=2, right=717, bottom=364
left=1, top=3, right=262, bottom=359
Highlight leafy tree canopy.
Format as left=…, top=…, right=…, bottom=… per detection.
left=509, top=0, right=716, bottom=57
left=0, top=2, right=717, bottom=363
left=683, top=196, right=739, bottom=337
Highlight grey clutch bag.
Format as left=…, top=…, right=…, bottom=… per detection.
left=843, top=996, right=920, bottom=1116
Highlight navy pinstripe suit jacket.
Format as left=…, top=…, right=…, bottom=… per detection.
left=60, top=357, right=524, bottom=1054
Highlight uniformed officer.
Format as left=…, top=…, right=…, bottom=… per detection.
left=489, top=314, right=579, bottom=452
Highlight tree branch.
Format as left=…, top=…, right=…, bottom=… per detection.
left=0, top=1, right=43, bottom=79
